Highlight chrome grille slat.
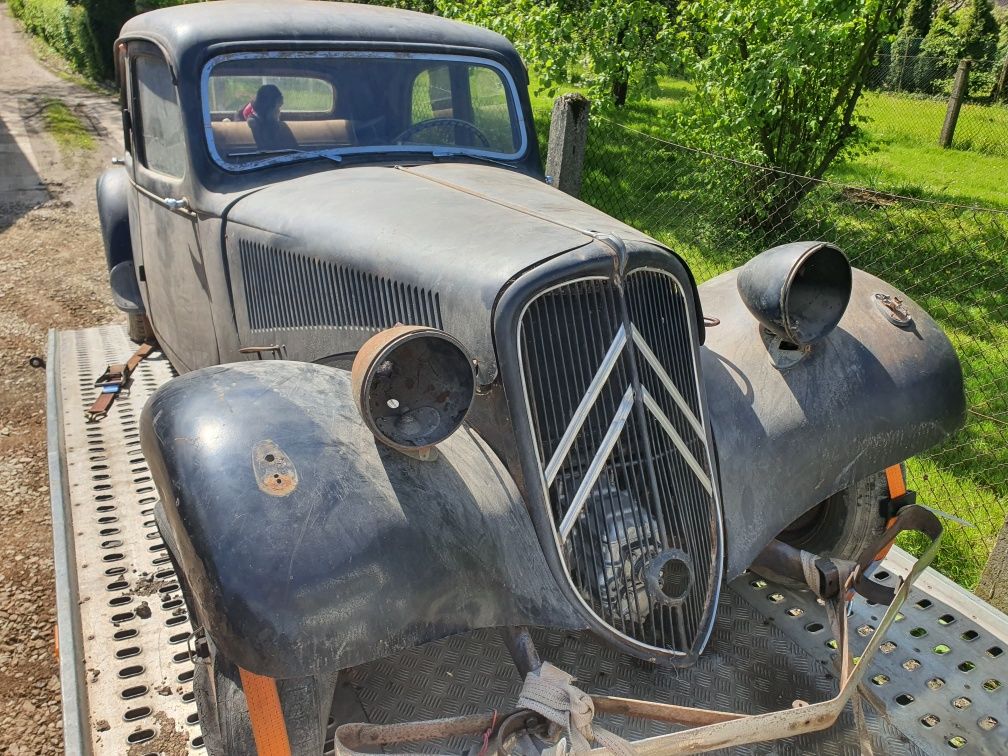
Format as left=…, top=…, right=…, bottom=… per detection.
left=640, top=388, right=713, bottom=494
left=558, top=386, right=636, bottom=539
left=631, top=325, right=704, bottom=438
left=545, top=325, right=627, bottom=485
left=517, top=269, right=723, bottom=657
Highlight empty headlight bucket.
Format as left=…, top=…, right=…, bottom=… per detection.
left=737, top=241, right=853, bottom=346
left=351, top=325, right=475, bottom=453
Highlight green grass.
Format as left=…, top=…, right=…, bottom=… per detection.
left=530, top=77, right=1008, bottom=589
left=832, top=91, right=1008, bottom=210
left=41, top=98, right=95, bottom=151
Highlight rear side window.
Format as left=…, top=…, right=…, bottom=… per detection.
left=208, top=76, right=335, bottom=116
left=134, top=55, right=185, bottom=178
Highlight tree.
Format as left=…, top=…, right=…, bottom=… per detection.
left=676, top=0, right=910, bottom=228
left=437, top=0, right=676, bottom=107
left=918, top=1, right=961, bottom=91
left=887, top=0, right=932, bottom=90
left=957, top=0, right=999, bottom=63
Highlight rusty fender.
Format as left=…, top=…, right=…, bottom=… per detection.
left=140, top=360, right=582, bottom=679
left=698, top=267, right=965, bottom=578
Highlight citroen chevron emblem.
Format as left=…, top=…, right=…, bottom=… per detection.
left=552, top=324, right=712, bottom=541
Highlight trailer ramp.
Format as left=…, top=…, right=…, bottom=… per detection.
left=49, top=325, right=1008, bottom=755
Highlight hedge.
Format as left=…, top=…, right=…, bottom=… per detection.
left=9, top=0, right=135, bottom=81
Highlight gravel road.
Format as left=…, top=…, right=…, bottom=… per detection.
left=0, top=5, right=123, bottom=753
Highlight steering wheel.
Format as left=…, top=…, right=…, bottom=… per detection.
left=394, top=118, right=491, bottom=149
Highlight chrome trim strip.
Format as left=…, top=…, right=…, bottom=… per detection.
left=641, top=387, right=713, bottom=495
left=544, top=324, right=626, bottom=485
left=631, top=324, right=705, bottom=439
left=558, top=385, right=636, bottom=541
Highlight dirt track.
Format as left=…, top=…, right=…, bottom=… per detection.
left=0, top=5, right=123, bottom=753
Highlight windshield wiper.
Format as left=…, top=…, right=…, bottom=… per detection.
left=227, top=148, right=343, bottom=164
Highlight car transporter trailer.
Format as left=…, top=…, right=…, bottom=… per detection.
left=48, top=324, right=1008, bottom=755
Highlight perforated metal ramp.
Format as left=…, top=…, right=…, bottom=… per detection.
left=49, top=325, right=1008, bottom=755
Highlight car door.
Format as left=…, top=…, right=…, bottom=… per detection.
left=128, top=45, right=219, bottom=371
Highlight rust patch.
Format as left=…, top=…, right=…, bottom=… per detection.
left=252, top=440, right=298, bottom=497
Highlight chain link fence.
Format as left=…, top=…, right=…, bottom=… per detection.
left=864, top=52, right=1008, bottom=156
left=577, top=114, right=1008, bottom=590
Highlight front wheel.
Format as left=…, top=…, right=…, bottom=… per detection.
left=778, top=468, right=898, bottom=561
left=193, top=639, right=335, bottom=755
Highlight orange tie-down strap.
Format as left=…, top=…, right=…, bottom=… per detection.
left=238, top=668, right=292, bottom=756
left=876, top=464, right=908, bottom=561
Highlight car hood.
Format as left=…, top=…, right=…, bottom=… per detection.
left=223, top=162, right=657, bottom=382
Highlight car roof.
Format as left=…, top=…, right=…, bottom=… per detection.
left=120, top=0, right=523, bottom=75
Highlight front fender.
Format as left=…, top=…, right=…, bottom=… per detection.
left=141, top=361, right=581, bottom=678
left=96, top=166, right=143, bottom=314
left=699, top=268, right=965, bottom=578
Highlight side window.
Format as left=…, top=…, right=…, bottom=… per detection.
left=410, top=66, right=452, bottom=123
left=469, top=67, right=514, bottom=150
left=134, top=55, right=186, bottom=178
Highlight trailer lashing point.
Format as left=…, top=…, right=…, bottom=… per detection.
left=51, top=326, right=1008, bottom=755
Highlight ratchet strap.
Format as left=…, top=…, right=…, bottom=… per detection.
left=86, top=342, right=154, bottom=422
left=238, top=668, right=292, bottom=756
left=876, top=464, right=915, bottom=561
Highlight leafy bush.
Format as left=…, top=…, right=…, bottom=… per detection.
left=9, top=0, right=99, bottom=77
left=676, top=0, right=908, bottom=228
left=438, top=0, right=676, bottom=107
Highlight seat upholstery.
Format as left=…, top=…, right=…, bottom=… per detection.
left=211, top=119, right=356, bottom=156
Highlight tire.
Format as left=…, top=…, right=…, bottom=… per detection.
left=127, top=312, right=156, bottom=344
left=778, top=468, right=898, bottom=562
left=193, top=639, right=336, bottom=756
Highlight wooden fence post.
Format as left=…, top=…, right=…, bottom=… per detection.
left=939, top=59, right=971, bottom=148
left=994, top=53, right=1008, bottom=103
left=977, top=518, right=1008, bottom=614
left=546, top=93, right=591, bottom=197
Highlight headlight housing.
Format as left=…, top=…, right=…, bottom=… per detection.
left=351, top=325, right=475, bottom=454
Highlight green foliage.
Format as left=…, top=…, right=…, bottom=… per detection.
left=905, top=0, right=933, bottom=37
left=885, top=0, right=929, bottom=90
left=675, top=0, right=908, bottom=226
left=8, top=0, right=135, bottom=80
left=957, top=0, right=999, bottom=63
left=9, top=0, right=98, bottom=77
left=437, top=0, right=676, bottom=107
left=921, top=2, right=966, bottom=80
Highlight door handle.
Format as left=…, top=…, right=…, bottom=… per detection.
left=163, top=197, right=190, bottom=212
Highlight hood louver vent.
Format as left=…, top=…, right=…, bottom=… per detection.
left=239, top=240, right=443, bottom=332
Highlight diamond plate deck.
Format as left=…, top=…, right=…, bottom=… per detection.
left=50, top=324, right=1008, bottom=755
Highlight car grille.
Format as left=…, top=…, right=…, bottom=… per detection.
left=238, top=240, right=443, bottom=332
left=517, top=269, right=722, bottom=657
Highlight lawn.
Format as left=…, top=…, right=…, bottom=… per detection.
left=530, top=78, right=1008, bottom=589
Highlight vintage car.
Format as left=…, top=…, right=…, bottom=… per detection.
left=95, top=1, right=964, bottom=752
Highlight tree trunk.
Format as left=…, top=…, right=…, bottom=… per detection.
left=612, top=77, right=629, bottom=107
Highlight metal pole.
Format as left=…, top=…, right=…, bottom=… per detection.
left=939, top=59, right=971, bottom=148
left=545, top=93, right=591, bottom=197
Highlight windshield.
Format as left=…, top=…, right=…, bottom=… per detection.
left=202, top=52, right=527, bottom=170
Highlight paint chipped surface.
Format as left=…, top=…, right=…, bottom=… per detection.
left=253, top=440, right=298, bottom=496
